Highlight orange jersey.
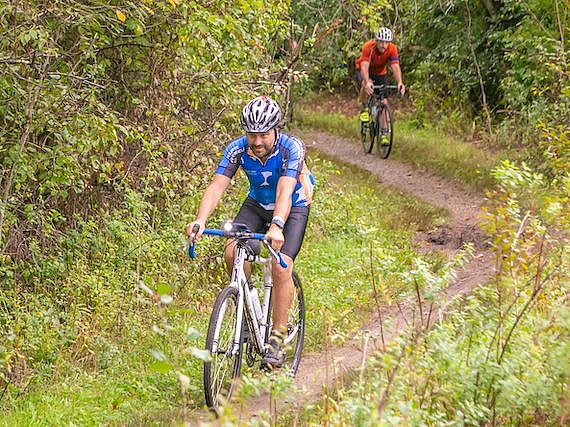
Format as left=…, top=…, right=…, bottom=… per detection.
left=355, top=40, right=399, bottom=76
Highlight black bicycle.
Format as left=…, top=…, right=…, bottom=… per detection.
left=360, top=84, right=397, bottom=159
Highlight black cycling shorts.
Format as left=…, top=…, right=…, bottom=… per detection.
left=232, top=197, right=310, bottom=261
left=355, top=70, right=387, bottom=88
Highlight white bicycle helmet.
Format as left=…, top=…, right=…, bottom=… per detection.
left=240, top=96, right=281, bottom=133
left=374, top=27, right=393, bottom=42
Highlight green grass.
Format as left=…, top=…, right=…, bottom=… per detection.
left=2, top=153, right=446, bottom=425
left=295, top=107, right=500, bottom=192
left=299, top=155, right=447, bottom=347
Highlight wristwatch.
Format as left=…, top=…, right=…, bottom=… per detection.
left=271, top=215, right=285, bottom=230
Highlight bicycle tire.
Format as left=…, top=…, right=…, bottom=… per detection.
left=360, top=98, right=377, bottom=154
left=265, top=271, right=305, bottom=375
left=284, top=271, right=305, bottom=375
left=377, top=103, right=394, bottom=159
left=203, top=286, right=243, bottom=413
left=360, top=119, right=374, bottom=154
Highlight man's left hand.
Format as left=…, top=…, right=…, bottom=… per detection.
left=265, top=224, right=285, bottom=252
left=398, top=82, right=406, bottom=96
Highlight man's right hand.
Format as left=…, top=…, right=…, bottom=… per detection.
left=365, top=80, right=374, bottom=96
left=185, top=220, right=205, bottom=242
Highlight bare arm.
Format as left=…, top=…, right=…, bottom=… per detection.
left=361, top=61, right=374, bottom=95
left=390, top=63, right=405, bottom=95
left=185, top=173, right=231, bottom=238
left=361, top=61, right=371, bottom=83
left=265, top=176, right=296, bottom=251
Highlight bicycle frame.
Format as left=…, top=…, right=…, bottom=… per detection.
left=189, top=226, right=288, bottom=357
left=225, top=242, right=273, bottom=356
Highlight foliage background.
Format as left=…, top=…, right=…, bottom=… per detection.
left=292, top=0, right=568, bottom=163
left=1, top=0, right=292, bottom=420
left=1, top=0, right=568, bottom=424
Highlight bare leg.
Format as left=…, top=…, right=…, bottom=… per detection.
left=359, top=82, right=369, bottom=106
left=381, top=98, right=388, bottom=129
left=224, top=240, right=251, bottom=279
left=270, top=254, right=294, bottom=333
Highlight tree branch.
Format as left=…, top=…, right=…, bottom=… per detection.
left=0, top=53, right=50, bottom=250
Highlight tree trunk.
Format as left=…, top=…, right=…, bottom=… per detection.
left=479, top=0, right=497, bottom=18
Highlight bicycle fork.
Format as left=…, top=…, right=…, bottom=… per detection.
left=260, top=258, right=273, bottom=341
left=212, top=247, right=275, bottom=358
left=211, top=248, right=247, bottom=358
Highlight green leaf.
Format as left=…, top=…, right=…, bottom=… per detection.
left=149, top=360, right=172, bottom=374
left=156, top=283, right=170, bottom=296
left=126, top=18, right=138, bottom=31
left=150, top=349, right=167, bottom=361
left=160, top=295, right=173, bottom=304
left=187, top=327, right=200, bottom=341
left=152, top=325, right=164, bottom=335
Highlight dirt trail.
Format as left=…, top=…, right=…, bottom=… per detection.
left=301, top=130, right=490, bottom=254
left=197, top=128, right=495, bottom=424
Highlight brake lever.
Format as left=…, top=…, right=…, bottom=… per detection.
left=262, top=239, right=288, bottom=269
left=187, top=223, right=200, bottom=259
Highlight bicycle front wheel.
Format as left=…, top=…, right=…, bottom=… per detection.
left=360, top=119, right=374, bottom=154
left=377, top=104, right=394, bottom=159
left=282, top=271, right=305, bottom=375
left=204, top=286, right=243, bottom=413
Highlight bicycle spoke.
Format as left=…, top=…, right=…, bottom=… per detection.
left=280, top=272, right=305, bottom=375
left=213, top=359, right=231, bottom=401
left=212, top=324, right=234, bottom=402
left=204, top=286, right=242, bottom=413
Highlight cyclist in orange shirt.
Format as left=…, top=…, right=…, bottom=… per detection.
left=355, top=27, right=405, bottom=144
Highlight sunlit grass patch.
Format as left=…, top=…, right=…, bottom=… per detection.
left=394, top=120, right=498, bottom=190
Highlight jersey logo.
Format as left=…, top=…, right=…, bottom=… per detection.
left=261, top=171, right=272, bottom=186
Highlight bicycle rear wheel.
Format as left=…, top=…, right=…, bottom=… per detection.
left=267, top=271, right=305, bottom=375
left=204, top=286, right=243, bottom=414
left=377, top=104, right=394, bottom=159
left=285, top=271, right=305, bottom=374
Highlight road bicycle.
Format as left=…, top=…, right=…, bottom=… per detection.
left=188, top=223, right=305, bottom=414
left=360, top=84, right=397, bottom=159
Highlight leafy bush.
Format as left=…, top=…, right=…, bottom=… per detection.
left=291, top=0, right=569, bottom=159
left=298, top=160, right=569, bottom=426
left=0, top=0, right=291, bottom=417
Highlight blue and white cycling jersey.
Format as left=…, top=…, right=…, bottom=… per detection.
left=216, top=133, right=315, bottom=210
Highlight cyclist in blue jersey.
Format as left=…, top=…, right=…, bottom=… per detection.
left=186, top=96, right=314, bottom=370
